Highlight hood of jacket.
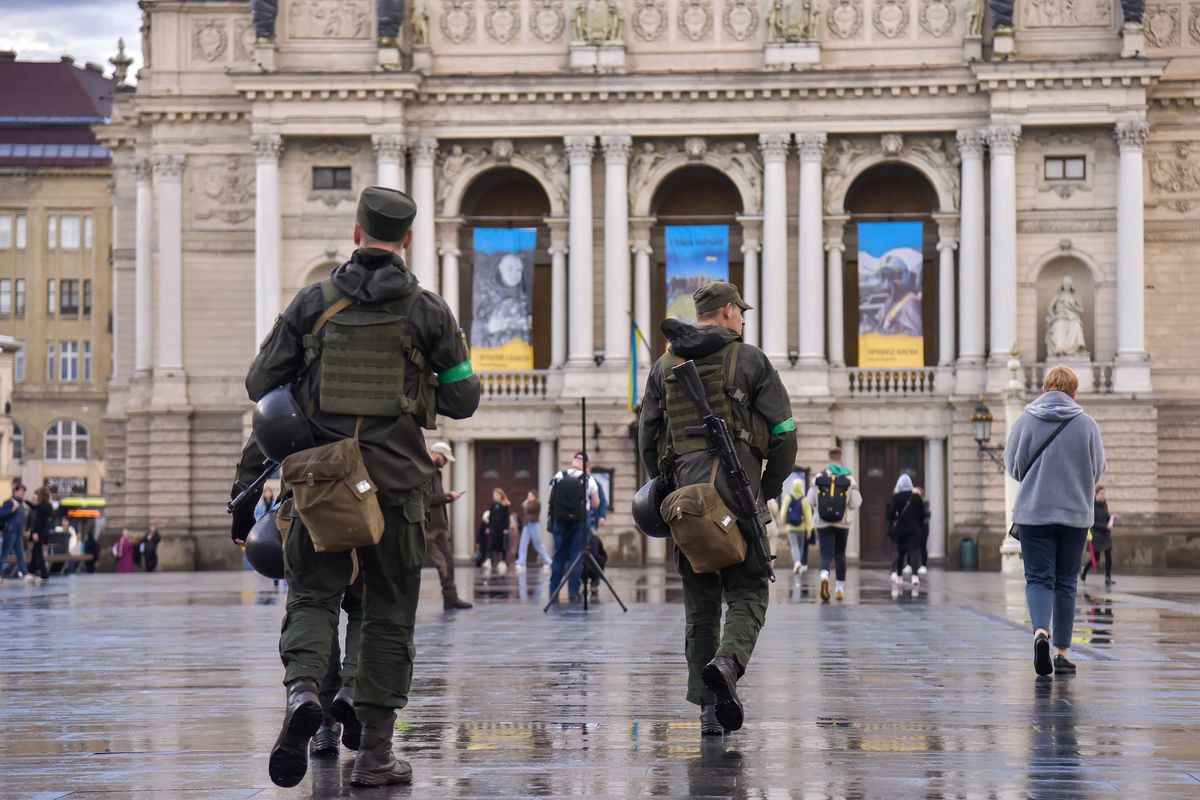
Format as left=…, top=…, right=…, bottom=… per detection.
left=1024, top=390, right=1084, bottom=422
left=661, top=318, right=741, bottom=358
left=894, top=473, right=914, bottom=493
left=790, top=481, right=805, bottom=497
left=330, top=248, right=419, bottom=304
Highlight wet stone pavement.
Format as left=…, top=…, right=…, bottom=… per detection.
left=2, top=566, right=1200, bottom=799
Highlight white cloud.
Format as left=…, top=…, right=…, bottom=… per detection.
left=1, top=1, right=143, bottom=82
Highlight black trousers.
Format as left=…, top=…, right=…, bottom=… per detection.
left=29, top=538, right=49, bottom=580
left=817, top=527, right=849, bottom=581
left=583, top=533, right=607, bottom=588
left=1081, top=548, right=1112, bottom=581
left=893, top=539, right=921, bottom=575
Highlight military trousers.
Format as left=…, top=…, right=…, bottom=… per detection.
left=675, top=535, right=770, bottom=706
left=425, top=526, right=460, bottom=600
left=318, top=576, right=364, bottom=708
left=281, top=496, right=427, bottom=724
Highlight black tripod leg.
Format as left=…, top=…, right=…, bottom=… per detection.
left=543, top=548, right=589, bottom=613
left=582, top=551, right=628, bottom=612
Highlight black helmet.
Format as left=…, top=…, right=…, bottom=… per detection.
left=632, top=476, right=671, bottom=539
left=245, top=510, right=285, bottom=580
left=252, top=386, right=314, bottom=463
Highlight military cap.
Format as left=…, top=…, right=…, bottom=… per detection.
left=356, top=186, right=417, bottom=243
left=693, top=281, right=752, bottom=315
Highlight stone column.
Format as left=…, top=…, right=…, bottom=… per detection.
left=796, top=133, right=827, bottom=369
left=565, top=135, right=596, bottom=366
left=410, top=138, right=439, bottom=290
left=537, top=438, right=556, bottom=533
left=451, top=438, right=472, bottom=561
left=936, top=218, right=959, bottom=367
left=758, top=134, right=790, bottom=363
left=841, top=435, right=861, bottom=559
left=134, top=158, right=153, bottom=376
left=548, top=220, right=569, bottom=368
left=153, top=154, right=185, bottom=375
left=740, top=232, right=762, bottom=348
left=438, top=219, right=461, bottom=322
left=631, top=218, right=653, bottom=356
left=986, top=125, right=1021, bottom=371
left=371, top=133, right=407, bottom=191
left=1114, top=121, right=1152, bottom=393
left=601, top=135, right=632, bottom=367
left=926, top=437, right=946, bottom=560
left=955, top=130, right=986, bottom=388
left=251, top=134, right=283, bottom=346
left=824, top=216, right=848, bottom=367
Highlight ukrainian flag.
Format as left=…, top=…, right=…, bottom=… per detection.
left=628, top=319, right=652, bottom=411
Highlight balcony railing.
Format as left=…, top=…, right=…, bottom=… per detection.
left=1023, top=363, right=1114, bottom=394
left=479, top=370, right=551, bottom=400
left=846, top=368, right=938, bottom=396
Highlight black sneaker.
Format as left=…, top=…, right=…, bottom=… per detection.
left=1052, top=654, right=1077, bottom=674
left=1033, top=632, right=1053, bottom=676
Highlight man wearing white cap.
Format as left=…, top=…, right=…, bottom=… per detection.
left=428, top=442, right=471, bottom=610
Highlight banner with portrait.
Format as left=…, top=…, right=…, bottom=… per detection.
left=665, top=225, right=729, bottom=323
left=471, top=227, right=536, bottom=371
left=857, top=221, right=924, bottom=368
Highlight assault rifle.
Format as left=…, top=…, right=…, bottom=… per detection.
left=227, top=460, right=280, bottom=514
left=671, top=359, right=776, bottom=582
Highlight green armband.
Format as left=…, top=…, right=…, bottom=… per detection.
left=438, top=360, right=474, bottom=385
left=771, top=418, right=796, bottom=435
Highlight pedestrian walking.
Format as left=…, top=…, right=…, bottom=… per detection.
left=638, top=281, right=797, bottom=736
left=1006, top=366, right=1106, bottom=677
left=26, top=486, right=54, bottom=582
left=779, top=482, right=814, bottom=575
left=140, top=525, right=162, bottom=572
left=887, top=474, right=925, bottom=587
left=113, top=529, right=137, bottom=573
left=515, top=490, right=551, bottom=572
left=482, top=488, right=513, bottom=575
left=807, top=448, right=863, bottom=602
left=255, top=487, right=276, bottom=519
left=229, top=186, right=480, bottom=788
left=426, top=442, right=471, bottom=609
left=0, top=484, right=30, bottom=581
left=547, top=452, right=601, bottom=603
left=1081, top=487, right=1115, bottom=585
left=82, top=528, right=98, bottom=573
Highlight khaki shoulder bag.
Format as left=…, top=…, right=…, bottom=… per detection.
left=659, top=460, right=747, bottom=574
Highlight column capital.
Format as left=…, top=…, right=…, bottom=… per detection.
left=986, top=124, right=1022, bottom=154
left=436, top=218, right=462, bottom=247
left=371, top=133, right=408, bottom=159
left=152, top=153, right=185, bottom=179
left=438, top=244, right=462, bottom=258
left=133, top=157, right=153, bottom=183
left=758, top=133, right=791, bottom=161
left=411, top=137, right=438, bottom=164
left=823, top=214, right=848, bottom=244
left=933, top=213, right=960, bottom=244
left=737, top=214, right=762, bottom=241
left=795, top=132, right=828, bottom=160
left=740, top=240, right=762, bottom=254
left=955, top=128, right=987, bottom=157
left=564, top=135, right=596, bottom=163
left=631, top=242, right=653, bottom=256
left=599, top=134, right=633, bottom=163
left=1114, top=120, right=1149, bottom=152
left=250, top=133, right=283, bottom=162
left=546, top=216, right=570, bottom=249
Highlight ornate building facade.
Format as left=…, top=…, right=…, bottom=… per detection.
left=100, top=0, right=1200, bottom=569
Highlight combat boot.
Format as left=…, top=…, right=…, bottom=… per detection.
left=444, top=596, right=473, bottom=610
left=268, top=677, right=323, bottom=788
left=350, top=713, right=413, bottom=787
left=699, top=704, right=724, bottom=736
left=701, top=654, right=744, bottom=732
left=309, top=711, right=341, bottom=759
left=330, top=678, right=361, bottom=751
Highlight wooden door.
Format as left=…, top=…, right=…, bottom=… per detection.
left=473, top=440, right=539, bottom=555
left=858, top=439, right=925, bottom=563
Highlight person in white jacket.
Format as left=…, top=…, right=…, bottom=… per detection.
left=806, top=448, right=863, bottom=602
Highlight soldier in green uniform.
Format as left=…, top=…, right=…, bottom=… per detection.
left=235, top=186, right=480, bottom=788
left=637, top=281, right=797, bottom=736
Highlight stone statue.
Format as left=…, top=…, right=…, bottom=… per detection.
left=1045, top=276, right=1088, bottom=358
left=805, top=0, right=821, bottom=38
left=251, top=0, right=279, bottom=40
left=965, top=0, right=983, bottom=35
left=412, top=0, right=431, bottom=44
left=767, top=0, right=813, bottom=40
left=573, top=0, right=622, bottom=42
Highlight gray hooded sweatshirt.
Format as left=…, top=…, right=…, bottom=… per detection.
left=1005, top=391, right=1107, bottom=529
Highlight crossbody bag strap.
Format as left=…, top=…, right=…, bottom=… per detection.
left=310, top=296, right=356, bottom=337
left=1022, top=415, right=1074, bottom=474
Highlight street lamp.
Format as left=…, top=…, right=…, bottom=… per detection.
left=971, top=399, right=1004, bottom=469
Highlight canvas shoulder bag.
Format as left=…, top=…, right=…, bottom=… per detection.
left=1007, top=415, right=1074, bottom=541
left=660, top=460, right=747, bottom=574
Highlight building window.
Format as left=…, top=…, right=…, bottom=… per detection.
left=60, top=215, right=81, bottom=250
left=83, top=341, right=92, bottom=382
left=47, top=278, right=56, bottom=315
left=60, top=279, right=79, bottom=316
left=15, top=279, right=24, bottom=316
left=60, top=340, right=79, bottom=382
left=1045, top=156, right=1086, bottom=181
left=15, top=214, right=25, bottom=249
left=0, top=215, right=11, bottom=249
left=11, top=422, right=22, bottom=461
left=84, top=215, right=93, bottom=249
left=46, top=341, right=55, bottom=382
left=44, top=419, right=90, bottom=462
left=0, top=279, right=9, bottom=315
left=313, top=167, right=352, bottom=191
left=47, top=215, right=57, bottom=249
left=83, top=279, right=92, bottom=316
left=14, top=349, right=24, bottom=383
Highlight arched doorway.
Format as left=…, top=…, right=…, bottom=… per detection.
left=649, top=166, right=744, bottom=356
left=458, top=167, right=553, bottom=369
left=842, top=163, right=942, bottom=368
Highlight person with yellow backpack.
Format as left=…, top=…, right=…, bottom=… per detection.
left=779, top=482, right=814, bottom=575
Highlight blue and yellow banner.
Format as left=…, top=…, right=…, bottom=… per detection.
left=857, top=222, right=924, bottom=368
left=471, top=228, right=536, bottom=371
left=665, top=225, right=729, bottom=323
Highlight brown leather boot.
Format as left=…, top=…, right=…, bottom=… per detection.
left=330, top=678, right=361, bottom=751
left=268, top=677, right=323, bottom=787
left=350, top=713, right=413, bottom=787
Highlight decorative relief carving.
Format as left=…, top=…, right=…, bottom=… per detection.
left=679, top=0, right=716, bottom=39
left=827, top=0, right=864, bottom=36
left=1149, top=142, right=1200, bottom=212
left=711, top=141, right=763, bottom=211
left=193, top=19, right=228, bottom=61
left=873, top=0, right=910, bottom=36
left=299, top=138, right=356, bottom=159
left=685, top=137, right=708, bottom=160
left=1144, top=3, right=1180, bottom=46
left=632, top=0, right=669, bottom=38
left=1114, top=120, right=1150, bottom=151
left=628, top=141, right=678, bottom=208
left=235, top=19, right=256, bottom=60
left=881, top=132, right=904, bottom=156
left=919, top=0, right=955, bottom=35
left=1033, top=130, right=1095, bottom=199
left=195, top=157, right=256, bottom=226
left=438, top=144, right=489, bottom=205
left=287, top=0, right=372, bottom=38
left=572, top=0, right=623, bottom=41
left=724, top=0, right=761, bottom=38
left=823, top=138, right=869, bottom=197
left=1022, top=0, right=1111, bottom=27
left=441, top=0, right=478, bottom=41
left=486, top=0, right=521, bottom=41
left=768, top=0, right=821, bottom=39
left=522, top=143, right=569, bottom=207
left=530, top=0, right=567, bottom=41
left=1016, top=211, right=1116, bottom=233
left=759, top=133, right=791, bottom=160
left=1190, top=4, right=1200, bottom=42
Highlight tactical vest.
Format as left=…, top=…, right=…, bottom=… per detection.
left=302, top=279, right=437, bottom=429
left=660, top=342, right=771, bottom=464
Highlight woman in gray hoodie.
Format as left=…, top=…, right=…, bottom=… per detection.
left=1005, top=366, right=1107, bottom=676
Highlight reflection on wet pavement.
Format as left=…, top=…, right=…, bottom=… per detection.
left=3, top=567, right=1200, bottom=798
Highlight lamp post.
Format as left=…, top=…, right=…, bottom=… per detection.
left=1000, top=351, right=1024, bottom=575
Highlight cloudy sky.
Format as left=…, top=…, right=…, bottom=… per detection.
left=2, top=0, right=144, bottom=81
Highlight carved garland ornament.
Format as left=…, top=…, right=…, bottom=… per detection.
left=1190, top=5, right=1200, bottom=44
left=485, top=0, right=521, bottom=41
left=827, top=0, right=864, bottom=36
left=530, top=0, right=567, bottom=41
left=441, top=0, right=478, bottom=42
left=632, top=0, right=669, bottom=38
left=724, top=0, right=761, bottom=38
left=193, top=19, right=228, bottom=61
left=873, top=0, right=910, bottom=36
left=1143, top=3, right=1180, bottom=47
left=679, top=0, right=716, bottom=39
left=919, top=0, right=955, bottom=36
left=235, top=19, right=256, bottom=61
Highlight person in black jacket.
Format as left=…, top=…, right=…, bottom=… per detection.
left=887, top=474, right=925, bottom=588
left=26, top=486, right=54, bottom=582
left=140, top=525, right=162, bottom=572
left=1081, top=486, right=1115, bottom=585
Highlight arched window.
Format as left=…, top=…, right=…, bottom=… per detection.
left=44, top=419, right=89, bottom=462
left=11, top=422, right=22, bottom=462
